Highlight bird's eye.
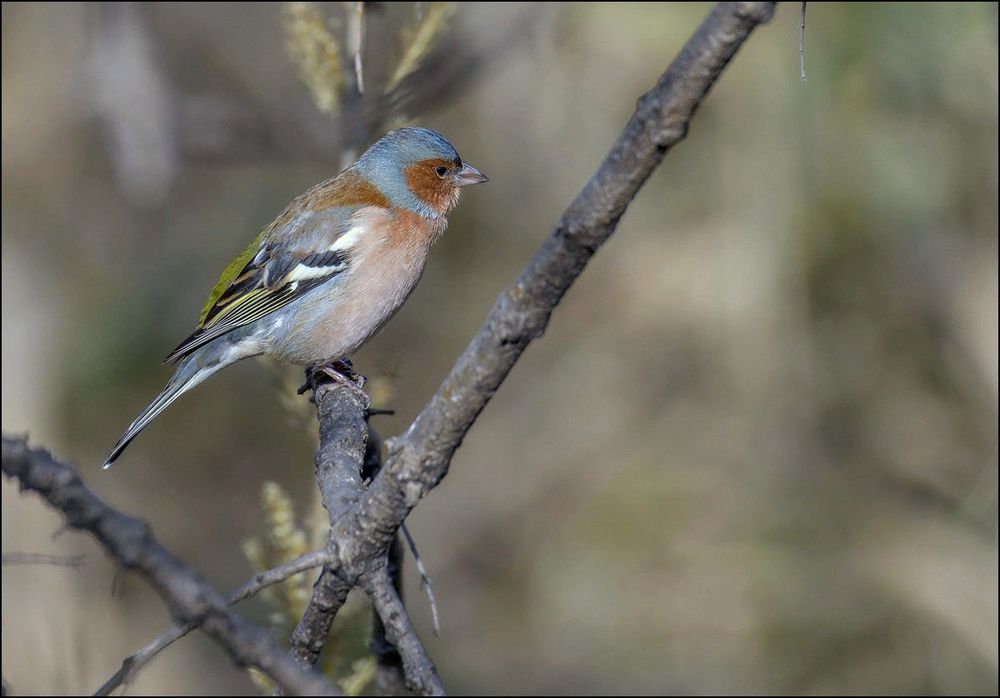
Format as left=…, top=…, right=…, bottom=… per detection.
left=435, top=166, right=449, bottom=178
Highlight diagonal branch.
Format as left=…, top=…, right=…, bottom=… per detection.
left=1, top=436, right=340, bottom=697
left=360, top=565, right=443, bottom=696
left=369, top=535, right=410, bottom=696
left=287, top=569, right=354, bottom=671
left=355, top=0, right=777, bottom=565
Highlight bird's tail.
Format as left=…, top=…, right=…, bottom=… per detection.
left=103, top=345, right=232, bottom=469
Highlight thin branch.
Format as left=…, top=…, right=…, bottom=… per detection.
left=2, top=552, right=86, bottom=568
left=799, top=1, right=808, bottom=81
left=370, top=536, right=410, bottom=696
left=0, top=436, right=340, bottom=697
left=231, top=548, right=336, bottom=604
left=400, top=523, right=439, bottom=636
left=360, top=566, right=444, bottom=696
left=286, top=568, right=354, bottom=671
left=95, top=547, right=336, bottom=696
left=94, top=625, right=190, bottom=696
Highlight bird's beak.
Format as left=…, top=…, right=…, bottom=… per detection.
left=455, top=162, right=489, bottom=187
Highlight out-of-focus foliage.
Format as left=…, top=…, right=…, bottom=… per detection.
left=2, top=3, right=996, bottom=695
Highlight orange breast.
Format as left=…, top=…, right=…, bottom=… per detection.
left=270, top=206, right=447, bottom=365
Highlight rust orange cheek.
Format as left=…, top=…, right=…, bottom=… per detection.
left=405, top=159, right=457, bottom=213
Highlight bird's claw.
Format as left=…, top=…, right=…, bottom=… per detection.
left=299, top=359, right=371, bottom=411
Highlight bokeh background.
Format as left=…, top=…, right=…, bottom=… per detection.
left=3, top=2, right=997, bottom=695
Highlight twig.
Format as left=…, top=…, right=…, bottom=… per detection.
left=799, top=1, right=808, bottom=81
left=95, top=544, right=337, bottom=697
left=233, top=548, right=336, bottom=604
left=2, top=552, right=86, bottom=568
left=351, top=2, right=365, bottom=96
left=1, top=436, right=339, bottom=697
left=400, top=523, right=439, bottom=636
left=94, top=625, right=190, bottom=696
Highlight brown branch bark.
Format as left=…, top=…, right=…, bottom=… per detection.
left=0, top=436, right=340, bottom=697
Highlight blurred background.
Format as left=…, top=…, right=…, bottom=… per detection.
left=2, top=2, right=997, bottom=695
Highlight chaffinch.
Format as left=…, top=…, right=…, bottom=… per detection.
left=104, top=127, right=487, bottom=469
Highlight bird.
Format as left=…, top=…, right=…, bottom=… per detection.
left=103, top=126, right=488, bottom=469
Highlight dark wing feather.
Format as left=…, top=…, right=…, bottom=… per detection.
left=164, top=246, right=348, bottom=363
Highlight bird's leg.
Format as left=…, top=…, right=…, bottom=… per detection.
left=296, top=365, right=319, bottom=395
left=326, top=357, right=364, bottom=386
left=299, top=358, right=371, bottom=410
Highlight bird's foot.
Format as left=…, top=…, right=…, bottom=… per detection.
left=298, top=359, right=371, bottom=410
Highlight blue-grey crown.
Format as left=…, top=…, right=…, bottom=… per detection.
left=362, top=127, right=460, bottom=167
left=355, top=127, right=462, bottom=218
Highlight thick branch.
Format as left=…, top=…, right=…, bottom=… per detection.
left=284, top=379, right=371, bottom=676
left=312, top=381, right=369, bottom=531
left=271, top=378, right=379, bottom=698
left=357, top=0, right=777, bottom=555
left=1, top=436, right=339, bottom=697
left=290, top=379, right=441, bottom=696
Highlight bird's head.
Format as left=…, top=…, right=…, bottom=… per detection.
left=355, top=127, right=488, bottom=219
